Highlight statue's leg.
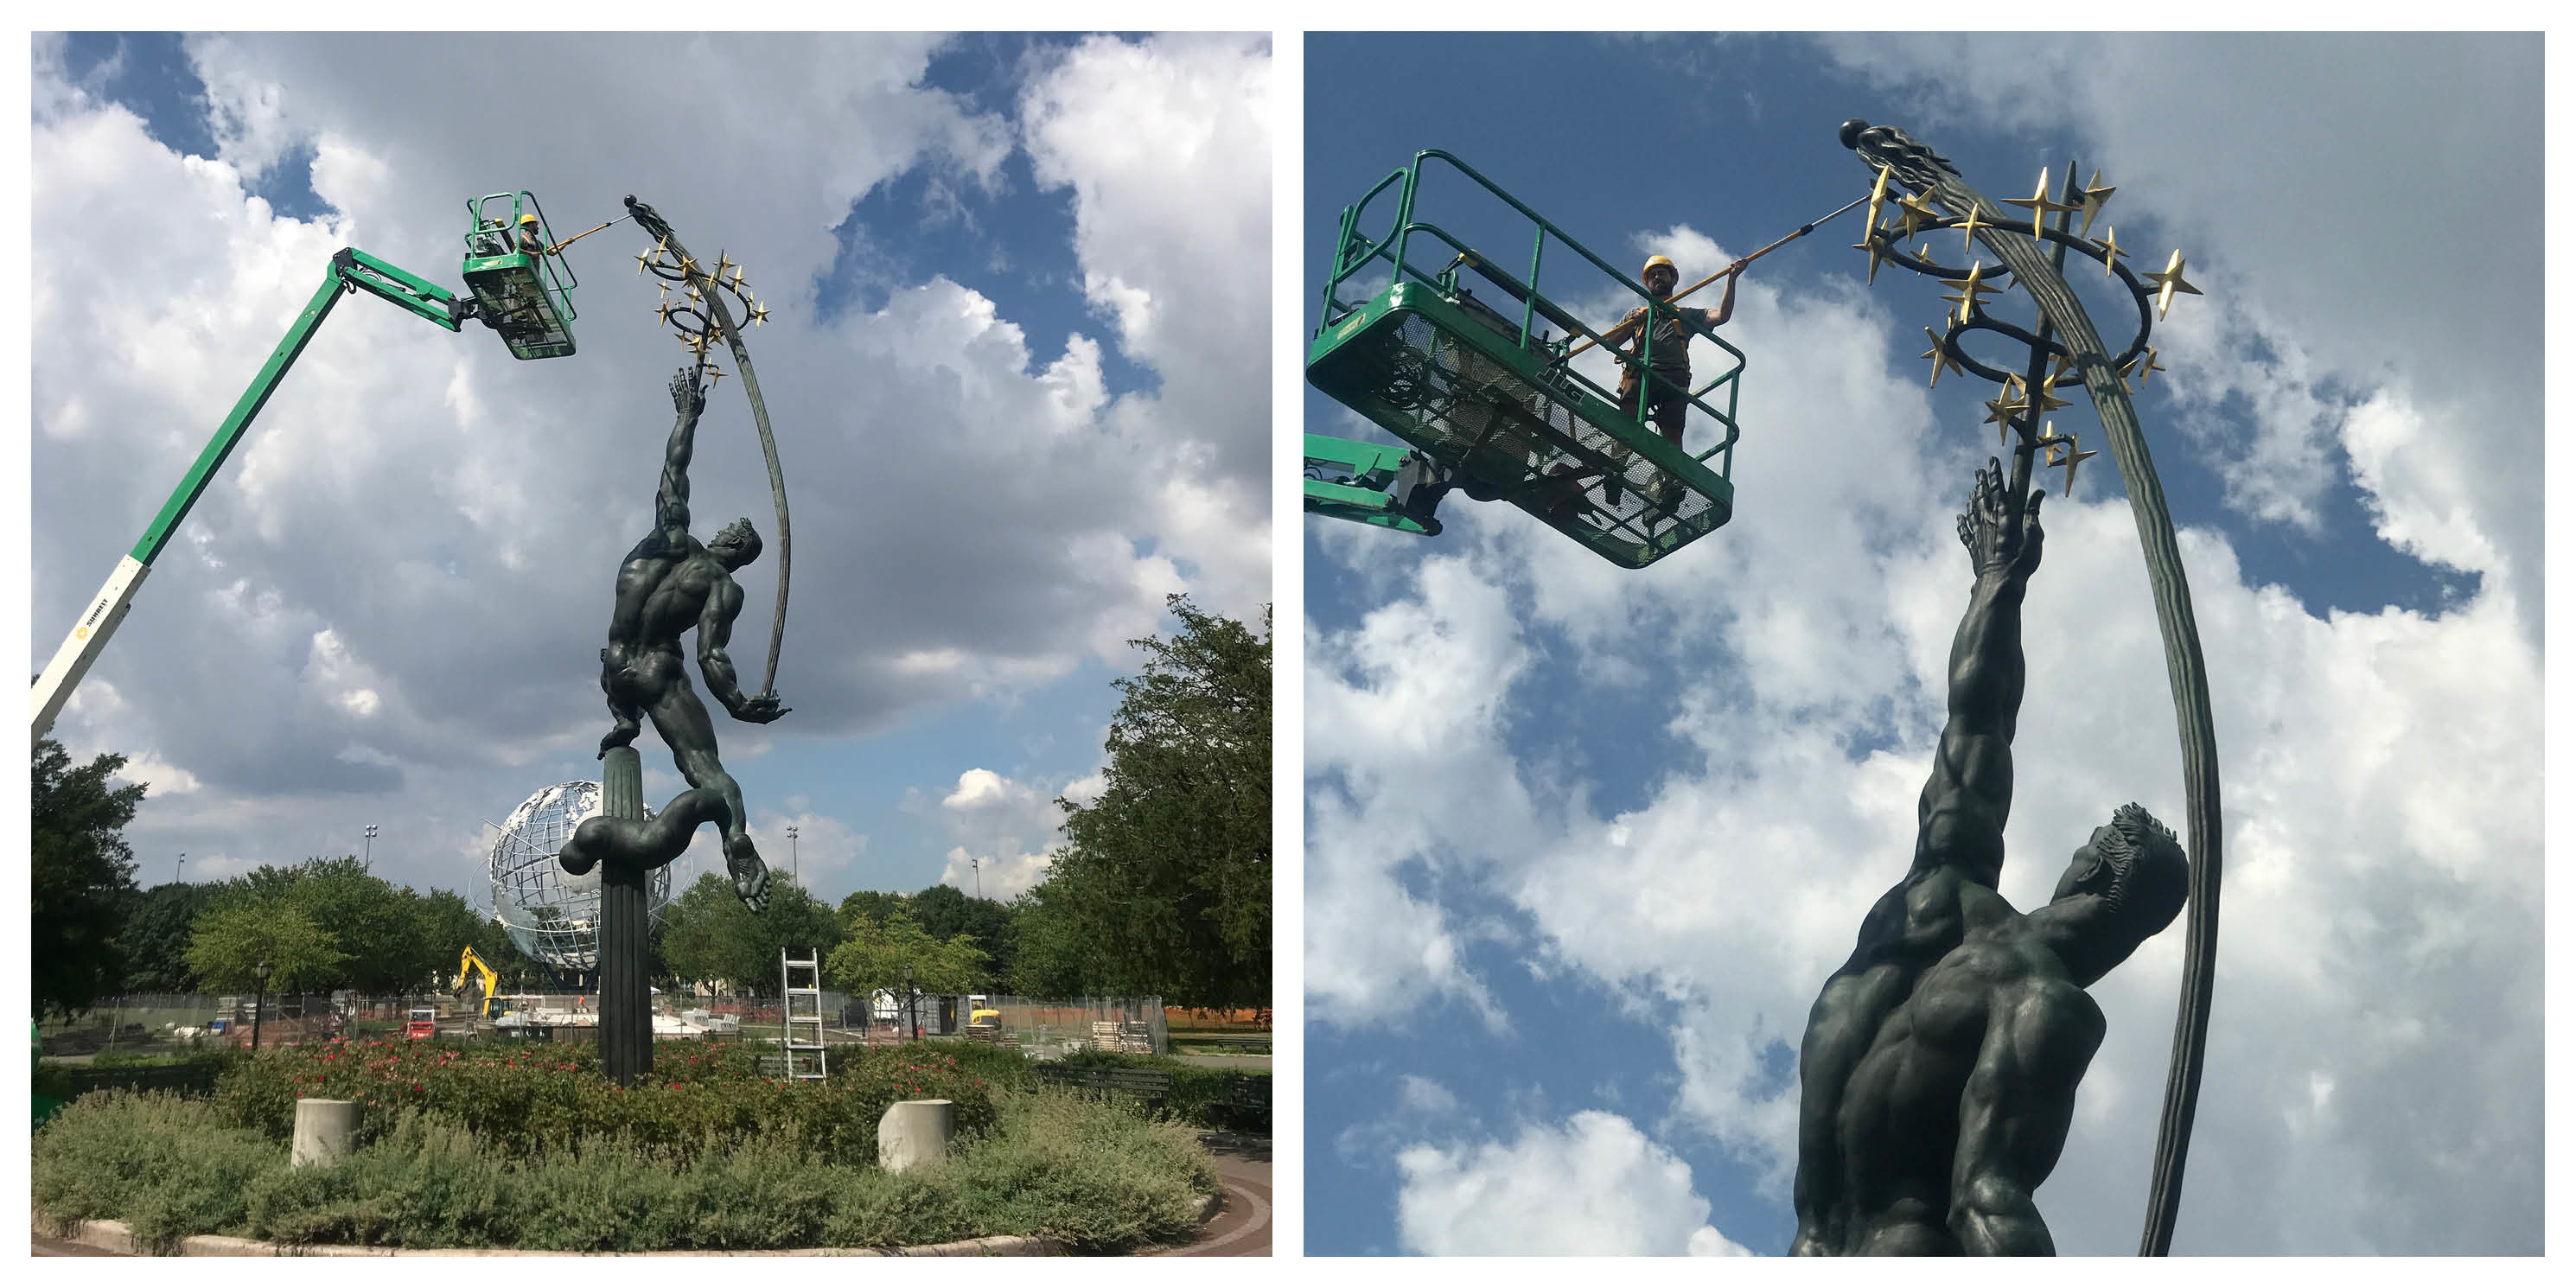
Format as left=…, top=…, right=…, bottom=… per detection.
left=646, top=675, right=769, bottom=909
left=598, top=647, right=643, bottom=756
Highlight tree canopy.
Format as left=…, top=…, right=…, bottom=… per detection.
left=1017, top=596, right=1271, bottom=1006
left=118, top=882, right=218, bottom=993
left=186, top=898, right=345, bottom=992
left=823, top=909, right=988, bottom=999
left=32, top=739, right=145, bottom=1017
left=657, top=872, right=844, bottom=992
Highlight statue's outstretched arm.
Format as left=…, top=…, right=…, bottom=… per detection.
left=657, top=369, right=706, bottom=537
left=1912, top=462, right=2043, bottom=881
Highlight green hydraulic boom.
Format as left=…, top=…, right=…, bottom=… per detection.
left=34, top=212, right=583, bottom=743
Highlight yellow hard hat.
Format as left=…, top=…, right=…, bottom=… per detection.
left=520, top=214, right=541, bottom=226
left=1642, top=254, right=1677, bottom=279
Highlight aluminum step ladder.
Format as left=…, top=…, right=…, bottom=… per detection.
left=781, top=947, right=827, bottom=1081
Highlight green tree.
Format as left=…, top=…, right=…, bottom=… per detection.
left=824, top=909, right=988, bottom=999
left=205, top=858, right=433, bottom=992
left=186, top=899, right=345, bottom=992
left=658, top=873, right=844, bottom=992
left=413, top=888, right=485, bottom=991
left=909, top=883, right=1018, bottom=985
left=117, top=881, right=216, bottom=993
left=32, top=739, right=146, bottom=1017
left=837, top=889, right=905, bottom=925
left=1024, top=596, right=1270, bottom=1006
left=1006, top=891, right=1089, bottom=998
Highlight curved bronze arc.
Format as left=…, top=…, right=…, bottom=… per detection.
left=623, top=197, right=791, bottom=698
left=1846, top=124, right=2224, bottom=1257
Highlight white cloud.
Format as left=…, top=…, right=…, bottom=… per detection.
left=1396, top=1112, right=1750, bottom=1255
left=910, top=767, right=1073, bottom=901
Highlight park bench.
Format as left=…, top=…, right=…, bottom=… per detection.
left=1033, top=1064, right=1173, bottom=1102
left=53, top=1062, right=226, bottom=1100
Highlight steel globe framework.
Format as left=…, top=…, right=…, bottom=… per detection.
left=488, top=780, right=669, bottom=978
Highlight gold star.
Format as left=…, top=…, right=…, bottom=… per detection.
left=1920, top=327, right=1965, bottom=389
left=2001, top=169, right=2082, bottom=237
left=2121, top=345, right=2167, bottom=393
left=1940, top=261, right=1998, bottom=324
left=2076, top=168, right=2117, bottom=239
left=729, top=265, right=749, bottom=290
left=1914, top=241, right=1942, bottom=268
left=1893, top=189, right=1942, bottom=240
left=634, top=247, right=655, bottom=276
left=1984, top=376, right=2030, bottom=433
left=2031, top=372, right=2074, bottom=415
left=2048, top=351, right=2080, bottom=386
left=1955, top=203, right=1989, bottom=254
left=749, top=301, right=771, bottom=327
left=1852, top=232, right=1886, bottom=286
left=2043, top=428, right=2101, bottom=496
left=704, top=364, right=727, bottom=389
left=679, top=254, right=701, bottom=280
left=2144, top=250, right=2203, bottom=319
left=713, top=252, right=736, bottom=278
left=2092, top=225, right=2129, bottom=277
left=1865, top=163, right=1893, bottom=238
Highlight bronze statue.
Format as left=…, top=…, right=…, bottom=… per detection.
left=1791, top=462, right=2187, bottom=1256
left=593, top=367, right=788, bottom=912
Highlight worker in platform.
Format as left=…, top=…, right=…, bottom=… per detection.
left=516, top=213, right=550, bottom=258
left=1597, top=253, right=1748, bottom=451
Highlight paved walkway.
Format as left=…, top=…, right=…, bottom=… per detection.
left=1154, top=1135, right=1272, bottom=1257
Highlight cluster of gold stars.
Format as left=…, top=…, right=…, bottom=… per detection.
left=1852, top=161, right=2204, bottom=501
left=635, top=239, right=771, bottom=360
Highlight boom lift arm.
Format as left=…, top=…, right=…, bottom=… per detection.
left=31, top=249, right=468, bottom=743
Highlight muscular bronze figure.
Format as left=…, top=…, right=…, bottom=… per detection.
left=596, top=368, right=789, bottom=913
left=1791, top=462, right=2188, bottom=1256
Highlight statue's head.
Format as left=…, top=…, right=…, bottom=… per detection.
left=2051, top=803, right=2189, bottom=944
left=707, top=517, right=763, bottom=570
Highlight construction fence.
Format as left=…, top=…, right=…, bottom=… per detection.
left=39, top=992, right=1168, bottom=1057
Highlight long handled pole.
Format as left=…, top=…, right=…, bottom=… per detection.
left=1564, top=193, right=1871, bottom=360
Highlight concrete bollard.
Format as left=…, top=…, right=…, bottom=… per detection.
left=291, top=1099, right=360, bottom=1169
left=877, top=1099, right=956, bottom=1173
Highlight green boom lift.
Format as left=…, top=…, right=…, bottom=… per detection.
left=31, top=193, right=583, bottom=743
left=1305, top=150, right=1749, bottom=569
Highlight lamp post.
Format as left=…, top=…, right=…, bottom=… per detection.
left=786, top=824, right=799, bottom=886
left=250, top=958, right=271, bottom=1052
left=175, top=851, right=185, bottom=885
left=971, top=857, right=981, bottom=901
left=362, top=824, right=379, bottom=870
left=903, top=964, right=916, bottom=1043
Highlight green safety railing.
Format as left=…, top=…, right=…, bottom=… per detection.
left=1307, top=150, right=1749, bottom=567
left=462, top=190, right=579, bottom=359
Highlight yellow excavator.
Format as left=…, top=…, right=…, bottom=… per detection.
left=453, top=946, right=505, bottom=1022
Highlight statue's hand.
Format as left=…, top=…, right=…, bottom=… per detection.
left=733, top=693, right=791, bottom=724
left=670, top=369, right=705, bottom=414
left=1959, top=457, right=2044, bottom=577
left=599, top=720, right=640, bottom=759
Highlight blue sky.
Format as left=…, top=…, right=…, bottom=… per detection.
left=29, top=33, right=1271, bottom=913
left=1304, top=32, right=2539, bottom=1255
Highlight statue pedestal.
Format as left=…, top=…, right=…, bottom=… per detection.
left=598, top=746, right=651, bottom=1087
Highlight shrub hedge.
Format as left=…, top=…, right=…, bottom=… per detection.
left=213, top=1037, right=1003, bottom=1168
left=33, top=1087, right=1215, bottom=1253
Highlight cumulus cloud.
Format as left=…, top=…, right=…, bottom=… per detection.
left=31, top=35, right=1267, bottom=903
left=907, top=767, right=1077, bottom=901
left=1396, top=1112, right=1751, bottom=1255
